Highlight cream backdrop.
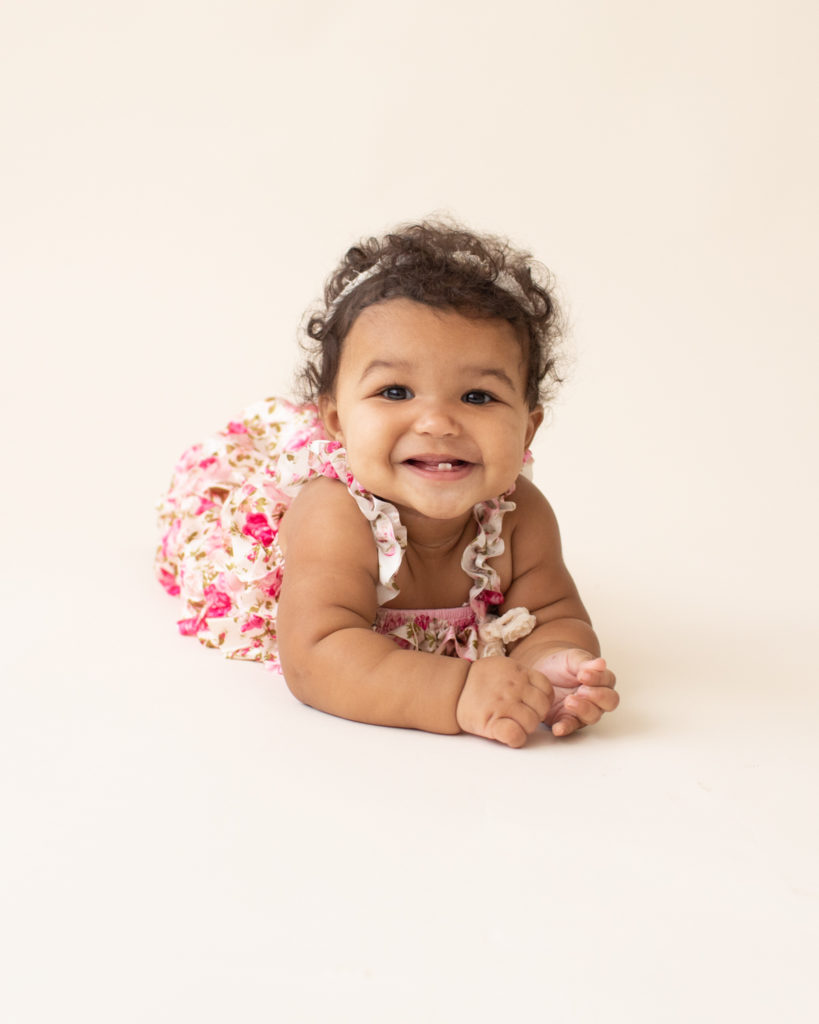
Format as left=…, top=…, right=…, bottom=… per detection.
left=2, top=2, right=817, bottom=1022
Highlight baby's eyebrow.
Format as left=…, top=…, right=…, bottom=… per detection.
left=466, top=366, right=518, bottom=391
left=359, top=358, right=412, bottom=382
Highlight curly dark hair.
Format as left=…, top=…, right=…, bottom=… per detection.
left=298, top=219, right=564, bottom=409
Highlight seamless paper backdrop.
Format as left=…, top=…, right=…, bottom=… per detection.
left=2, top=2, right=817, bottom=1022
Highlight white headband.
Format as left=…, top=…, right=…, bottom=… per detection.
left=325, top=250, right=531, bottom=320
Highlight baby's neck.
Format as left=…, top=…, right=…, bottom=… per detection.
left=400, top=508, right=475, bottom=558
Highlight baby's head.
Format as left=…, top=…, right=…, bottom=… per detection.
left=299, top=220, right=563, bottom=411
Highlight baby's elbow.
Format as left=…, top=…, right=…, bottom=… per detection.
left=278, top=640, right=316, bottom=705
left=279, top=630, right=343, bottom=710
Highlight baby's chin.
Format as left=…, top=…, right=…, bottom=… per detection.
left=371, top=489, right=507, bottom=524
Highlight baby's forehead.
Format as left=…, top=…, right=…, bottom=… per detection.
left=341, top=299, right=528, bottom=384
left=350, top=297, right=523, bottom=347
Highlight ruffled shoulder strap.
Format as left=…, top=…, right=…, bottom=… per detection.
left=276, top=440, right=406, bottom=605
left=462, top=493, right=517, bottom=618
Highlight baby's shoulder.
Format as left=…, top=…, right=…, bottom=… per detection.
left=505, top=475, right=563, bottom=566
left=278, top=477, right=379, bottom=575
left=507, top=475, right=558, bottom=528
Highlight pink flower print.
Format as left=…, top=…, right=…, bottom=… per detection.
left=394, top=636, right=411, bottom=650
left=414, top=614, right=431, bottom=631
left=320, top=463, right=340, bottom=480
left=241, top=614, right=266, bottom=633
left=217, top=571, right=245, bottom=597
left=226, top=420, right=248, bottom=435
left=203, top=584, right=232, bottom=618
left=243, top=512, right=276, bottom=547
left=378, top=611, right=407, bottom=633
left=158, top=568, right=181, bottom=596
left=287, top=429, right=313, bottom=452
left=326, top=441, right=342, bottom=453
left=177, top=616, right=201, bottom=636
left=195, top=496, right=218, bottom=515
left=483, top=590, right=505, bottom=607
left=265, top=565, right=283, bottom=599
left=198, top=455, right=218, bottom=470
left=204, top=523, right=225, bottom=556
left=176, top=445, right=204, bottom=474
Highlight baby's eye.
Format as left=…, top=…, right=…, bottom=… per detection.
left=380, top=385, right=413, bottom=401
left=462, top=390, right=495, bottom=405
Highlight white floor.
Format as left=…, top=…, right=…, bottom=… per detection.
left=2, top=3, right=817, bottom=1022
left=5, top=546, right=817, bottom=1022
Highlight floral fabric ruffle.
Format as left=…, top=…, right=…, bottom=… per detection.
left=156, top=397, right=534, bottom=671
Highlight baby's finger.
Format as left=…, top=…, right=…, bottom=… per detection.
left=572, top=653, right=606, bottom=672
left=491, top=716, right=529, bottom=748
left=550, top=714, right=581, bottom=738
left=576, top=684, right=620, bottom=712
left=577, top=660, right=614, bottom=687
left=564, top=696, right=604, bottom=726
left=525, top=681, right=553, bottom=721
left=528, top=668, right=554, bottom=700
left=507, top=700, right=544, bottom=737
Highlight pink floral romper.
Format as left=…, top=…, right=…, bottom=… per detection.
left=155, top=397, right=535, bottom=673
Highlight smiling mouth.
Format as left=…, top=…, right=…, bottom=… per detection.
left=404, top=458, right=470, bottom=472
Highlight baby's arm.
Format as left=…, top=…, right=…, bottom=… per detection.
left=503, top=478, right=619, bottom=737
left=277, top=479, right=552, bottom=746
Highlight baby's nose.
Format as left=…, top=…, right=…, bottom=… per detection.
left=413, top=401, right=462, bottom=437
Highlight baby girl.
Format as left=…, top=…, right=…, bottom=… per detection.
left=156, top=220, right=619, bottom=747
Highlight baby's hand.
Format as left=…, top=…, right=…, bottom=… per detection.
left=456, top=657, right=553, bottom=749
left=535, top=649, right=619, bottom=737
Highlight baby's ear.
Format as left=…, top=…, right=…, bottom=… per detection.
left=525, top=405, right=544, bottom=448
left=318, top=394, right=344, bottom=443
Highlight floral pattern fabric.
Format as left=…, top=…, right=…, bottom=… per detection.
left=155, top=397, right=533, bottom=672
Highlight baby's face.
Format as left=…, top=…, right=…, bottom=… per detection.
left=319, top=298, right=542, bottom=524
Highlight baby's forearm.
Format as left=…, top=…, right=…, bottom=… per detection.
left=280, top=627, right=470, bottom=734
left=509, top=617, right=601, bottom=668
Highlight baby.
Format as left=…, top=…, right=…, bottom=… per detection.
left=156, top=221, right=618, bottom=748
